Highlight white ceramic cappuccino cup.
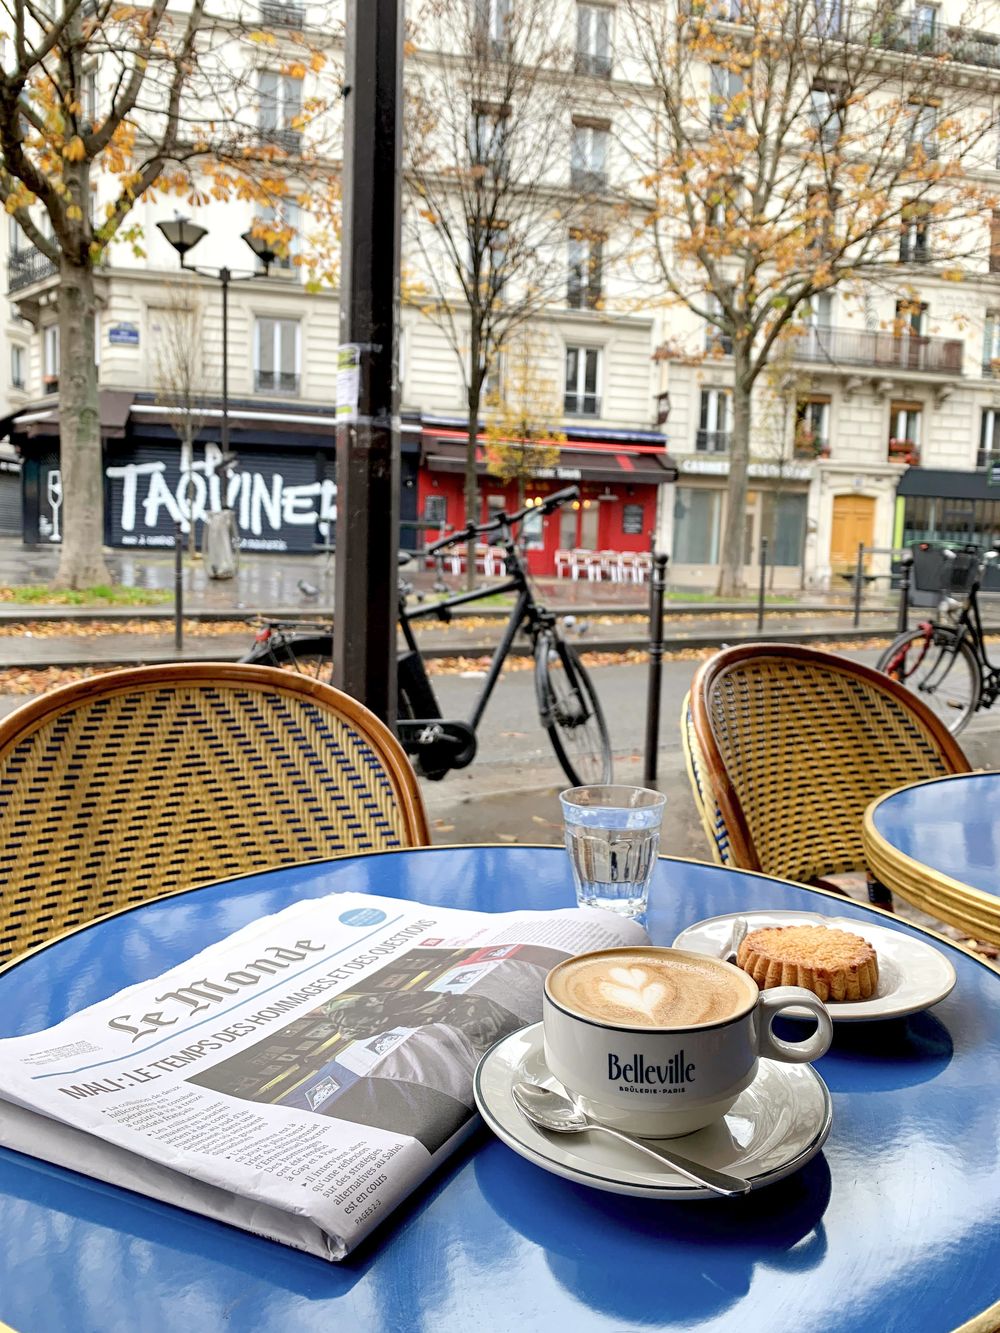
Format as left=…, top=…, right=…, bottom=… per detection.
left=542, top=946, right=833, bottom=1138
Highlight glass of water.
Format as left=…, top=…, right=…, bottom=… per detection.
left=560, top=785, right=666, bottom=918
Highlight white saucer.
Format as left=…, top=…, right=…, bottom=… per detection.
left=672, top=910, right=957, bottom=1023
left=473, top=1022, right=832, bottom=1200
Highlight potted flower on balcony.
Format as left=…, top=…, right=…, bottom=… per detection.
left=794, top=422, right=830, bottom=458
left=888, top=437, right=920, bottom=465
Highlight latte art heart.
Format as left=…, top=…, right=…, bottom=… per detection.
left=550, top=949, right=754, bottom=1028
left=601, top=967, right=669, bottom=1019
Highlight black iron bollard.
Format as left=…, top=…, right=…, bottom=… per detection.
left=853, top=541, right=865, bottom=627
left=756, top=537, right=768, bottom=633
left=898, top=550, right=913, bottom=634
left=174, top=522, right=184, bottom=655
left=643, top=552, right=669, bottom=787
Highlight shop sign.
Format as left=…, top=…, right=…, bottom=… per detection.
left=535, top=466, right=582, bottom=480
left=679, top=458, right=812, bottom=481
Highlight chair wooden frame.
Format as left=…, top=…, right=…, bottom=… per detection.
left=0, top=663, right=429, bottom=961
left=683, top=643, right=970, bottom=885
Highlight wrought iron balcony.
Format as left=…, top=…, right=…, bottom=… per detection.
left=789, top=325, right=963, bottom=375
left=255, top=370, right=300, bottom=395
left=695, top=430, right=731, bottom=453
left=260, top=0, right=304, bottom=27
left=8, top=248, right=57, bottom=294
left=570, top=167, right=608, bottom=195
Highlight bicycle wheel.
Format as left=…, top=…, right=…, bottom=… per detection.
left=877, top=627, right=980, bottom=735
left=535, top=633, right=613, bottom=785
left=241, top=634, right=335, bottom=682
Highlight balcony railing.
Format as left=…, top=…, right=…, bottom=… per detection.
left=8, top=248, right=58, bottom=294
left=789, top=325, right=963, bottom=375
left=570, top=167, right=608, bottom=194
left=574, top=51, right=612, bottom=77
left=260, top=0, right=304, bottom=27
left=696, top=430, right=731, bottom=453
left=259, top=126, right=302, bottom=155
left=564, top=392, right=601, bottom=416
left=255, top=370, right=300, bottom=395
left=687, top=1, right=1000, bottom=71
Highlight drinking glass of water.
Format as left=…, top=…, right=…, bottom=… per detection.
left=560, top=785, right=666, bottom=919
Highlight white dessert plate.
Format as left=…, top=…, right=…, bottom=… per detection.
left=672, top=910, right=957, bottom=1023
left=473, top=1021, right=832, bottom=1200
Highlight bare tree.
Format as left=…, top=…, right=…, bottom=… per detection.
left=0, top=1, right=342, bottom=586
left=618, top=0, right=997, bottom=593
left=483, top=326, right=566, bottom=508
left=152, top=290, right=209, bottom=557
left=405, top=0, right=599, bottom=583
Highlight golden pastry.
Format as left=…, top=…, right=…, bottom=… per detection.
left=737, top=924, right=878, bottom=1003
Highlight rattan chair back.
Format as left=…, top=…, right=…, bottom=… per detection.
left=0, top=663, right=429, bottom=961
left=684, top=644, right=970, bottom=884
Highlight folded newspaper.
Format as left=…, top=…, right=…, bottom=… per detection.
left=0, top=892, right=646, bottom=1260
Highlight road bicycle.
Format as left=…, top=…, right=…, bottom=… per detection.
left=877, top=543, right=1000, bottom=734
left=242, top=485, right=613, bottom=785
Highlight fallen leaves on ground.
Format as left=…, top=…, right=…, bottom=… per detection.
left=0, top=619, right=258, bottom=639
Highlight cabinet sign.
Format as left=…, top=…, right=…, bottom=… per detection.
left=109, top=323, right=140, bottom=346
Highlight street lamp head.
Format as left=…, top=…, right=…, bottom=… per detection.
left=156, top=217, right=208, bottom=261
left=241, top=228, right=278, bottom=274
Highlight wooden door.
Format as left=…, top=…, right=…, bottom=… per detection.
left=830, top=494, right=876, bottom=571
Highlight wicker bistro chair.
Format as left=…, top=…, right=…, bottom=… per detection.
left=681, top=644, right=970, bottom=893
left=0, top=663, right=429, bottom=962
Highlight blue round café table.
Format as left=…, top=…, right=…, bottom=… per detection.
left=0, top=846, right=998, bottom=1333
left=864, top=771, right=1000, bottom=947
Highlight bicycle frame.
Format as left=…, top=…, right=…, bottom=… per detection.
left=398, top=556, right=544, bottom=733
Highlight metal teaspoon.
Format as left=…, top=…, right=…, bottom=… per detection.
left=511, top=1081, right=752, bottom=1198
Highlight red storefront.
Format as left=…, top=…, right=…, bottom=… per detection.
left=417, top=420, right=676, bottom=575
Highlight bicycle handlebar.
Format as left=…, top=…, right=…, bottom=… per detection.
left=425, top=486, right=580, bottom=554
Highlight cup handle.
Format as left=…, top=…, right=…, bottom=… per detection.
left=755, top=987, right=833, bottom=1063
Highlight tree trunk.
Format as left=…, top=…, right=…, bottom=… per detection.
left=54, top=258, right=110, bottom=589
left=717, top=350, right=752, bottom=597
left=464, top=331, right=482, bottom=591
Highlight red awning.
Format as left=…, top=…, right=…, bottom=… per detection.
left=423, top=439, right=677, bottom=485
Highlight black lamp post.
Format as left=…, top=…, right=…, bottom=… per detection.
left=156, top=218, right=279, bottom=461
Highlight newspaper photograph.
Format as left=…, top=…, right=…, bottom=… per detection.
left=0, top=892, right=646, bottom=1260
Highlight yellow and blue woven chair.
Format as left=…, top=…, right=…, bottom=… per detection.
left=0, top=663, right=429, bottom=962
left=681, top=643, right=970, bottom=893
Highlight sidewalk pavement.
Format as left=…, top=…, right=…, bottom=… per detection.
left=0, top=608, right=909, bottom=669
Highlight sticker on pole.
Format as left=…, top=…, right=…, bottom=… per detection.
left=336, top=344, right=361, bottom=425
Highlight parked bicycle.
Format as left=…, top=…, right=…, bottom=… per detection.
left=877, top=542, right=1000, bottom=734
left=242, top=485, right=613, bottom=785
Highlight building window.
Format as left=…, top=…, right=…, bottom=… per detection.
left=576, top=4, right=612, bottom=77
left=473, top=0, right=512, bottom=57
left=709, top=65, right=744, bottom=127
left=10, top=344, right=25, bottom=390
left=895, top=298, right=928, bottom=336
left=900, top=202, right=930, bottom=263
left=673, top=487, right=722, bottom=564
left=255, top=199, right=300, bottom=270
left=979, top=410, right=1000, bottom=467
left=481, top=351, right=502, bottom=403
left=567, top=230, right=603, bottom=308
left=571, top=121, right=609, bottom=193
left=564, top=345, right=601, bottom=415
left=990, top=212, right=1000, bottom=275
left=254, top=316, right=300, bottom=394
left=705, top=291, right=733, bottom=355
left=260, top=0, right=305, bottom=28
left=43, top=324, right=59, bottom=390
left=889, top=402, right=922, bottom=462
left=468, top=103, right=511, bottom=178
left=259, top=71, right=303, bottom=154
left=809, top=85, right=843, bottom=146
left=763, top=492, right=808, bottom=566
left=813, top=0, right=842, bottom=37
left=697, top=388, right=731, bottom=451
left=911, top=1, right=938, bottom=46
left=794, top=398, right=829, bottom=456
left=470, top=223, right=509, bottom=302
left=983, top=309, right=1000, bottom=374
left=908, top=102, right=938, bottom=158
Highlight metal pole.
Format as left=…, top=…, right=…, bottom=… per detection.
left=853, top=540, right=864, bottom=627
left=757, top=537, right=768, bottom=633
left=334, top=0, right=403, bottom=722
left=174, top=521, right=184, bottom=655
left=220, top=268, right=230, bottom=459
left=643, top=552, right=669, bottom=787
left=898, top=550, right=913, bottom=634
